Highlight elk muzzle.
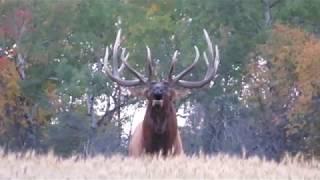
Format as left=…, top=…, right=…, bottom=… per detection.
left=151, top=83, right=166, bottom=107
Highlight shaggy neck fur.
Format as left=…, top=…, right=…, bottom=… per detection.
left=142, top=98, right=178, bottom=155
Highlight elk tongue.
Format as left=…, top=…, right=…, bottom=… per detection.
left=152, top=100, right=163, bottom=107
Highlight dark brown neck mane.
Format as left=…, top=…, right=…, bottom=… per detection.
left=142, top=99, right=178, bottom=155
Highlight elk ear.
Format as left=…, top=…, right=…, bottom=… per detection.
left=173, top=89, right=191, bottom=100
left=128, top=87, right=148, bottom=98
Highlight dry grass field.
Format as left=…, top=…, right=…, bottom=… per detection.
left=0, top=151, right=319, bottom=180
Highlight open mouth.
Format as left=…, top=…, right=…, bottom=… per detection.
left=154, top=94, right=162, bottom=100
left=152, top=99, right=164, bottom=107
left=152, top=93, right=163, bottom=107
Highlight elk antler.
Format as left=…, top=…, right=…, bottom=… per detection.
left=168, top=29, right=220, bottom=88
left=103, top=29, right=153, bottom=86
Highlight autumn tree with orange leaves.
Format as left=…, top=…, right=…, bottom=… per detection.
left=0, top=54, right=48, bottom=151
left=243, top=24, right=320, bottom=156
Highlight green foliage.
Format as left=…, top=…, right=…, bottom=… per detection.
left=47, top=112, right=90, bottom=156
left=277, top=0, right=320, bottom=33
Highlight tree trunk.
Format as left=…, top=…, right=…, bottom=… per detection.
left=261, top=0, right=273, bottom=28
left=16, top=50, right=26, bottom=80
left=261, top=0, right=282, bottom=28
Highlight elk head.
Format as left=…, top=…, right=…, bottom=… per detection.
left=103, top=29, right=220, bottom=155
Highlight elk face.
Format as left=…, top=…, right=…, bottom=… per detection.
left=146, top=81, right=173, bottom=108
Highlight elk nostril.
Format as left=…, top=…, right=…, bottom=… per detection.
left=153, top=92, right=163, bottom=100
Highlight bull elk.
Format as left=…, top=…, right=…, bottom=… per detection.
left=103, top=29, right=220, bottom=156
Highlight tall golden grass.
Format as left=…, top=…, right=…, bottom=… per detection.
left=0, top=151, right=319, bottom=179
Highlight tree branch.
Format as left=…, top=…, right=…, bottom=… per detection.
left=97, top=97, right=138, bottom=127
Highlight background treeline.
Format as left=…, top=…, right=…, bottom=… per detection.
left=0, top=0, right=319, bottom=160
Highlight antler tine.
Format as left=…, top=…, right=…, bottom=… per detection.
left=171, top=46, right=200, bottom=83
left=112, top=29, right=121, bottom=76
left=104, top=29, right=147, bottom=87
left=214, top=45, right=220, bottom=75
left=118, top=61, right=126, bottom=75
left=120, top=48, right=147, bottom=83
left=203, top=51, right=209, bottom=66
left=103, top=46, right=110, bottom=73
left=175, top=29, right=220, bottom=88
left=146, top=46, right=153, bottom=82
left=202, top=29, right=219, bottom=79
left=118, top=47, right=129, bottom=74
left=168, top=50, right=179, bottom=81
left=202, top=45, right=219, bottom=80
